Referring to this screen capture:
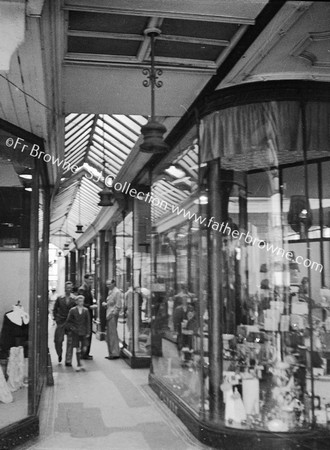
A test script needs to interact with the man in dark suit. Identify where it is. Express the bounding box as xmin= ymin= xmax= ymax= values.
xmin=53 ymin=281 xmax=76 ymax=365
xmin=78 ymin=273 xmax=97 ymax=359
xmin=65 ymin=295 xmax=91 ymax=372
